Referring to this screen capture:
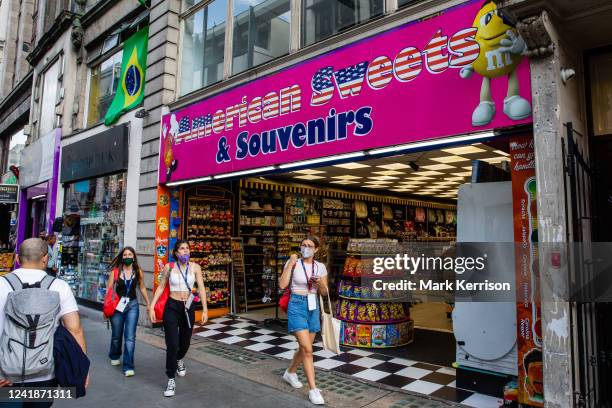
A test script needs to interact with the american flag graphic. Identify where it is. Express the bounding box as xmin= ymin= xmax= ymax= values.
xmin=280 ymin=85 xmax=301 ymax=114
xmin=310 ymin=66 xmax=334 ymax=106
xmin=212 ymin=112 xmax=225 ymax=132
xmin=176 ymin=116 xmax=191 ymax=143
xmin=424 ymin=30 xmax=449 ymax=73
xmin=333 ymin=61 xmax=368 ymax=98
xmin=248 ymin=96 xmax=262 ymax=122
xmin=367 ymin=56 xmax=393 ymax=89
xmin=262 ymin=93 xmax=279 ymax=118
xmin=225 ymin=106 xmax=239 ymax=130
xmin=449 ymin=28 xmax=480 ymax=67
xmin=191 ymin=114 xmax=212 ymax=139
xmin=394 ymin=47 xmax=422 ymax=82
